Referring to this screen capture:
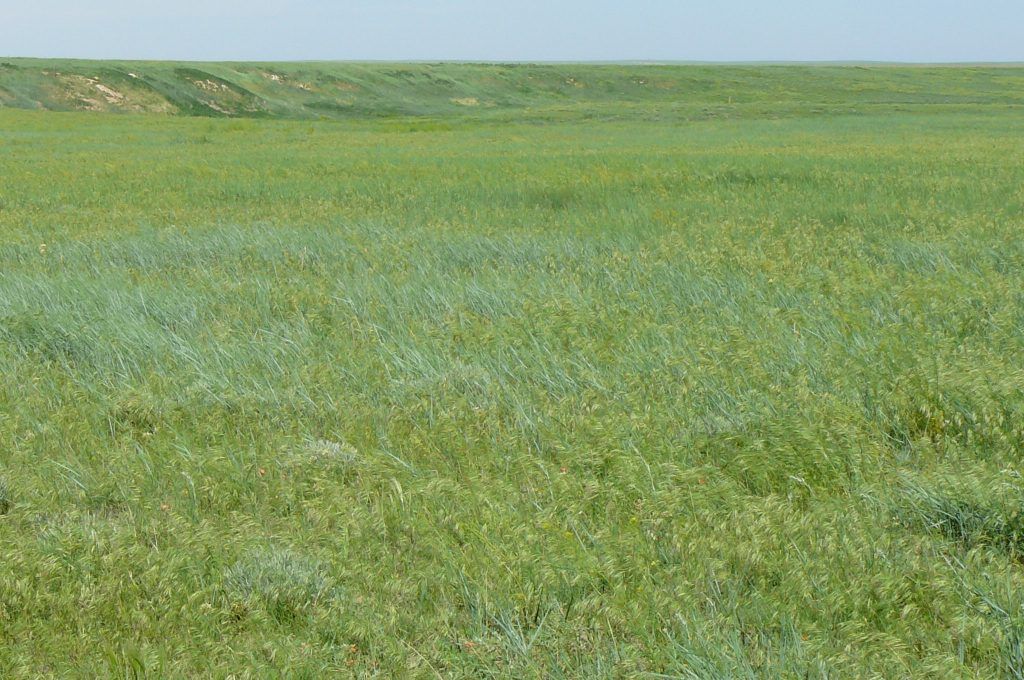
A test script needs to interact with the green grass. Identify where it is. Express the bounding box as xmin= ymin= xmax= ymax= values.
xmin=2 ymin=58 xmax=1024 ymax=121
xmin=1 ymin=62 xmax=1024 ymax=677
